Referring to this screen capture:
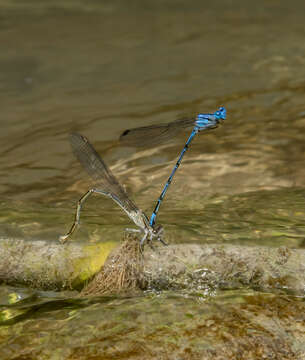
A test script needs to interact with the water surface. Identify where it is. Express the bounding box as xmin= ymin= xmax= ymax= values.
xmin=1 ymin=0 xmax=305 ymax=358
